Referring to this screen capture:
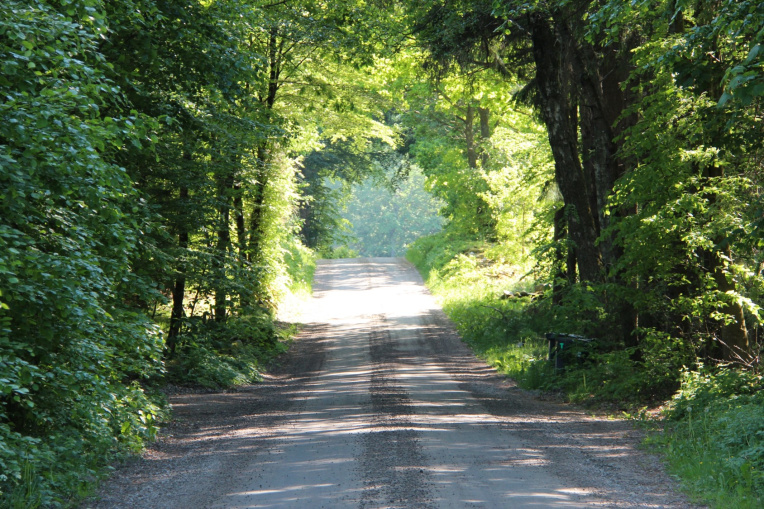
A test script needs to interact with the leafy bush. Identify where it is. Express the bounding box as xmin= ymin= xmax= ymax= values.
xmin=0 ymin=1 xmax=167 ymax=504
xmin=320 ymin=245 xmax=360 ymax=259
xmin=0 ymin=381 xmax=166 ymax=508
xmin=406 ymin=231 xmax=482 ymax=282
xmin=667 ymin=367 xmax=762 ymax=421
xmin=166 ymin=311 xmax=288 ymax=389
